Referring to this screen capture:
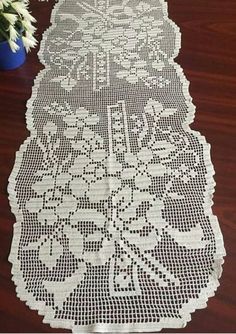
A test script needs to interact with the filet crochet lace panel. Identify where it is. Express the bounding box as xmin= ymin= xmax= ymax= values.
xmin=8 ymin=0 xmax=225 ymax=332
